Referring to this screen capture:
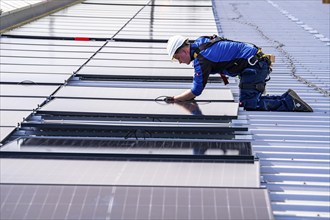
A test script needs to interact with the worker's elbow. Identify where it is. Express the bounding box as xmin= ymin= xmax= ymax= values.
xmin=191 ymin=88 xmax=202 ymax=97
